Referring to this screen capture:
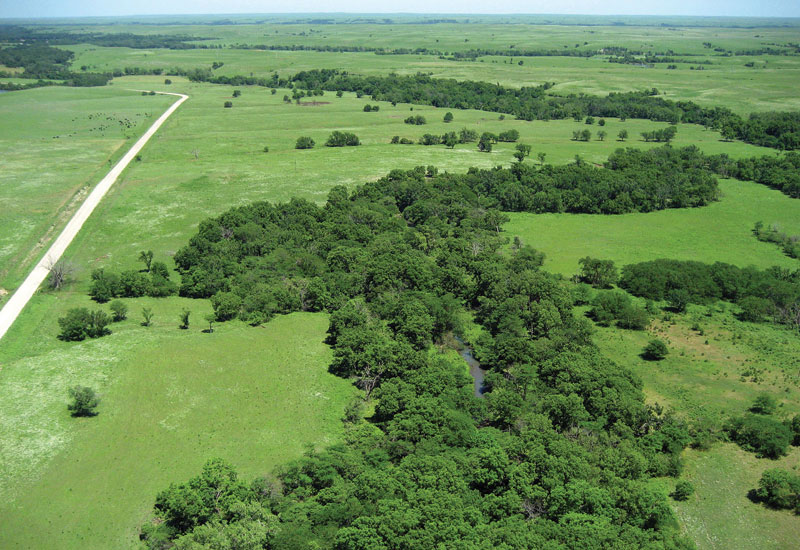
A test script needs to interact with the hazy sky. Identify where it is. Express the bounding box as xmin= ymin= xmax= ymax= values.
xmin=2 ymin=0 xmax=799 ymax=19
